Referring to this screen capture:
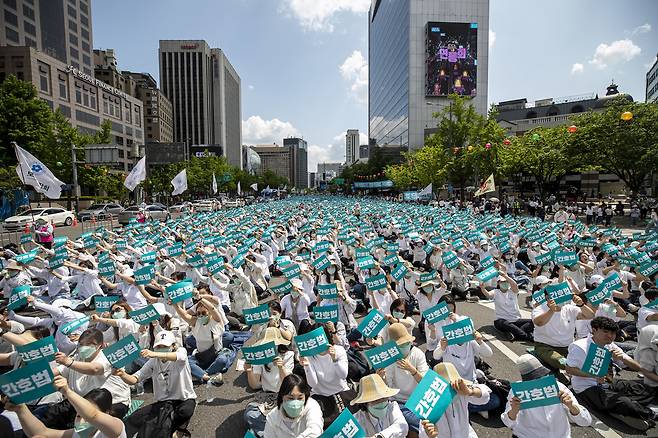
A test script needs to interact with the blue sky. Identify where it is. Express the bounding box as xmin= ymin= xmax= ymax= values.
xmin=92 ymin=0 xmax=657 ymax=172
